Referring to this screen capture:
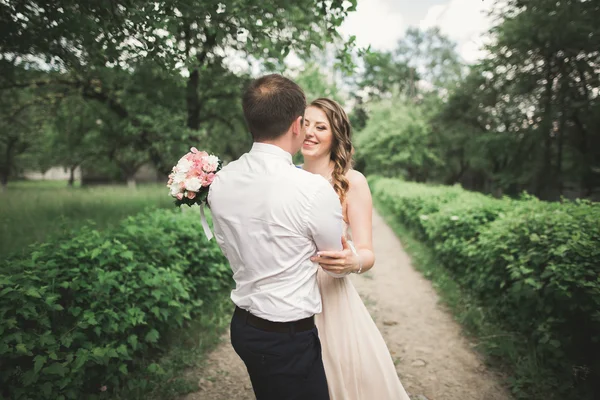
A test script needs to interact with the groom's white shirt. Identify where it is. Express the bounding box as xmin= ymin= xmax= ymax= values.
xmin=208 ymin=142 xmax=343 ymax=322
